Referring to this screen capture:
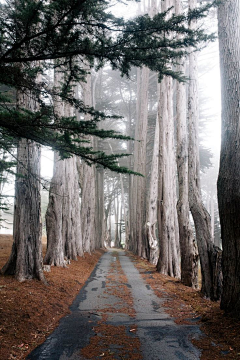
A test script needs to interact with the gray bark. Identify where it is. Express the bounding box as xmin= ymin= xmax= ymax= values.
xmin=44 ymin=152 xmax=66 ymax=266
xmin=114 ymin=194 xmax=120 ymax=247
xmin=146 ymin=113 xmax=159 ymax=265
xmin=157 ymin=73 xmax=181 ymax=278
xmin=217 ymin=0 xmax=240 ymax=313
xmin=175 ymin=0 xmax=198 ymax=288
xmin=1 ymin=88 xmax=44 ymax=281
xmin=131 ymin=66 xmax=149 ymax=257
xmin=188 ymin=0 xmax=221 ymax=300
xmin=95 ymin=168 xmax=105 ymax=249
xmin=80 ymin=72 xmax=96 ymax=253
xmin=45 ymin=70 xmax=83 ymax=265
xmin=1 ymin=139 xmax=44 ymax=281
xmin=156 ymin=0 xmax=180 ymax=278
